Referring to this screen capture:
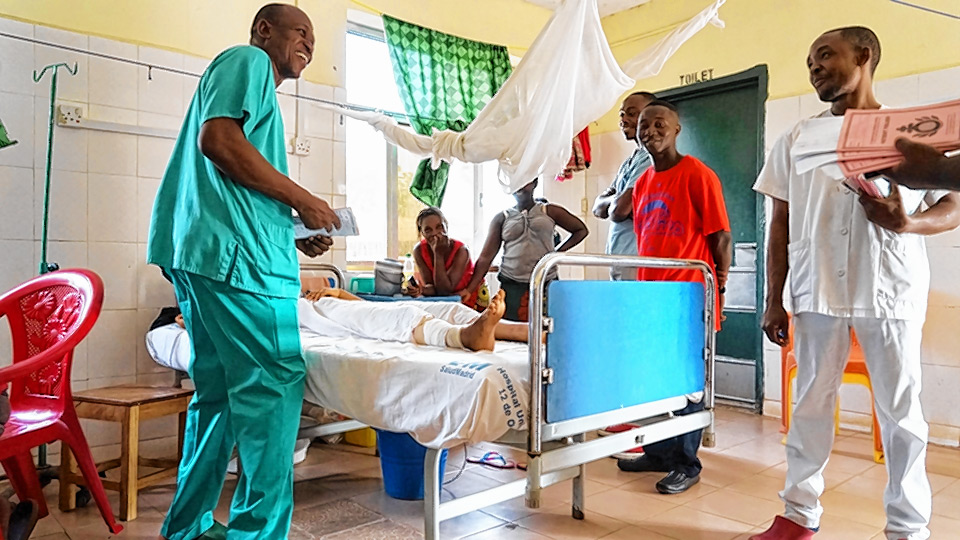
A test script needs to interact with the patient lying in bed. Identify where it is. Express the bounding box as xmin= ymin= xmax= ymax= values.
xmin=299 ymin=288 xmax=528 ymax=351
xmin=147 ymin=287 xmax=528 ymax=375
